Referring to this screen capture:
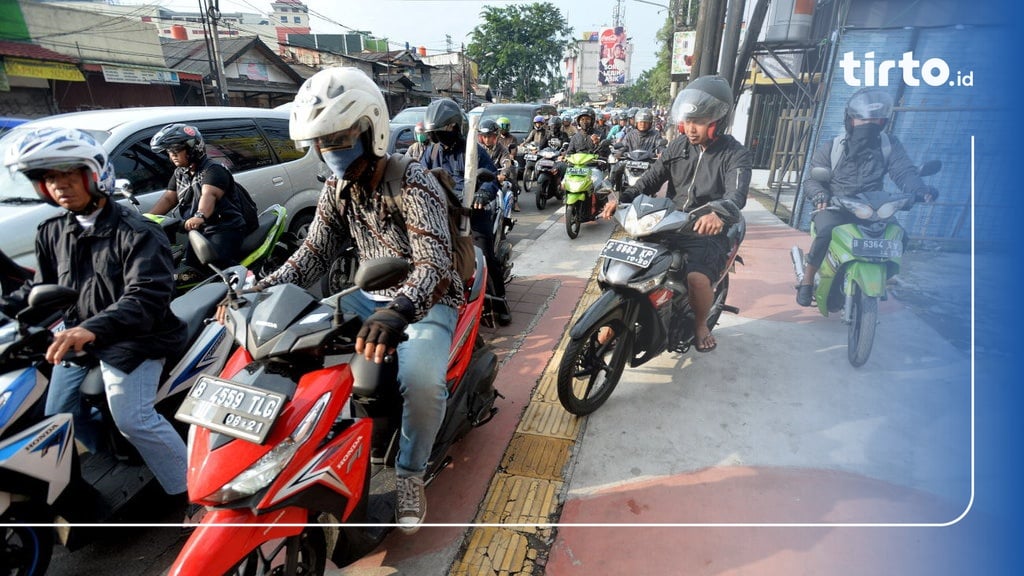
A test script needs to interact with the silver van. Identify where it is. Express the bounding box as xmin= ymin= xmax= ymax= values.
xmin=0 ymin=106 xmax=325 ymax=267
